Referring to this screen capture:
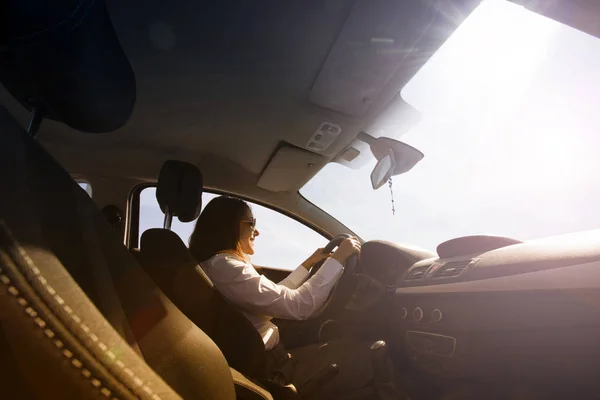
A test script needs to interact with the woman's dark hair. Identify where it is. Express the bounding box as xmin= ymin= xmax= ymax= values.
xmin=189 ymin=196 xmax=251 ymax=262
